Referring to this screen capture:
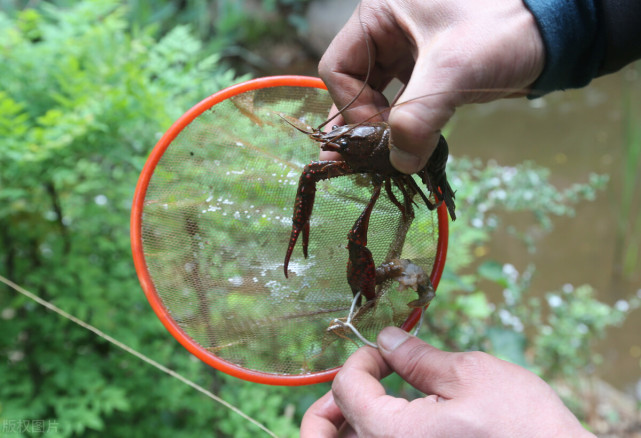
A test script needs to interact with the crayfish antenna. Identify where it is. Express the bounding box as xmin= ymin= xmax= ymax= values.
xmin=276 ymin=113 xmax=313 ymax=134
